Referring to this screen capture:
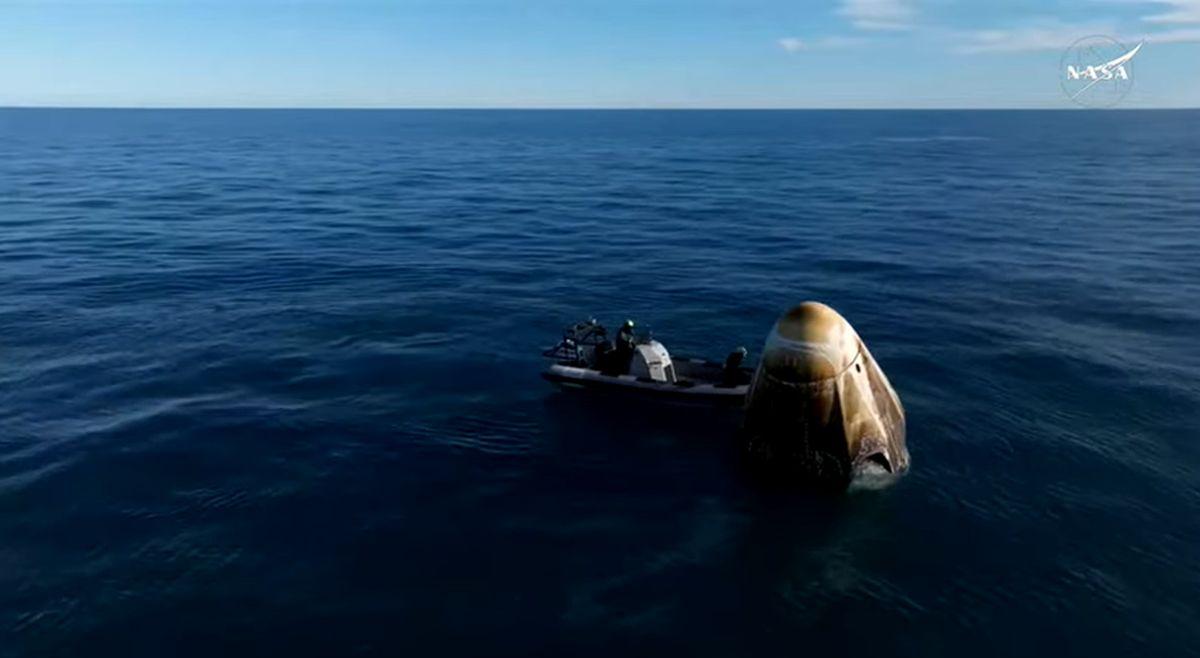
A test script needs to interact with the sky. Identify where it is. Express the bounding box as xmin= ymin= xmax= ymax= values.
xmin=0 ymin=0 xmax=1198 ymax=108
